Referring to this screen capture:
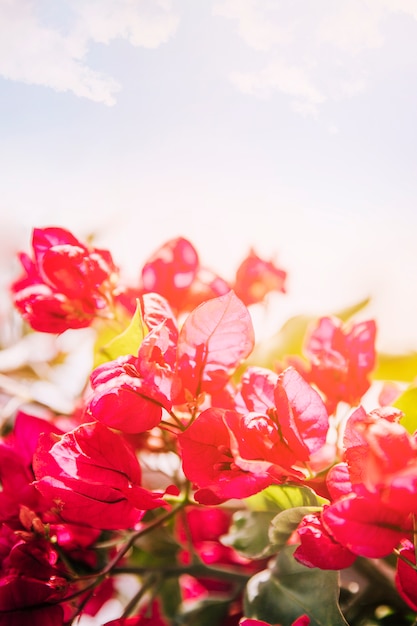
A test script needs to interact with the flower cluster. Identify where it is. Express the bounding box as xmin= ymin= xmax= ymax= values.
xmin=1 ymin=225 xmax=416 ymax=625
